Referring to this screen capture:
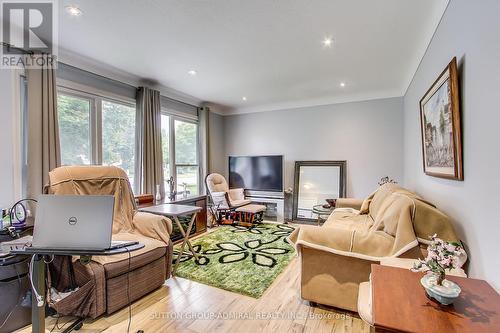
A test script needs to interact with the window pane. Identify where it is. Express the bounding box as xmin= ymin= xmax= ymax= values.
xmin=102 ymin=100 xmax=136 ymax=188
xmin=57 ymin=94 xmax=91 ymax=165
xmin=161 ymin=115 xmax=171 ymax=187
xmin=176 ymin=166 xmax=199 ymax=195
xmin=174 ymin=120 xmax=197 ymax=164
